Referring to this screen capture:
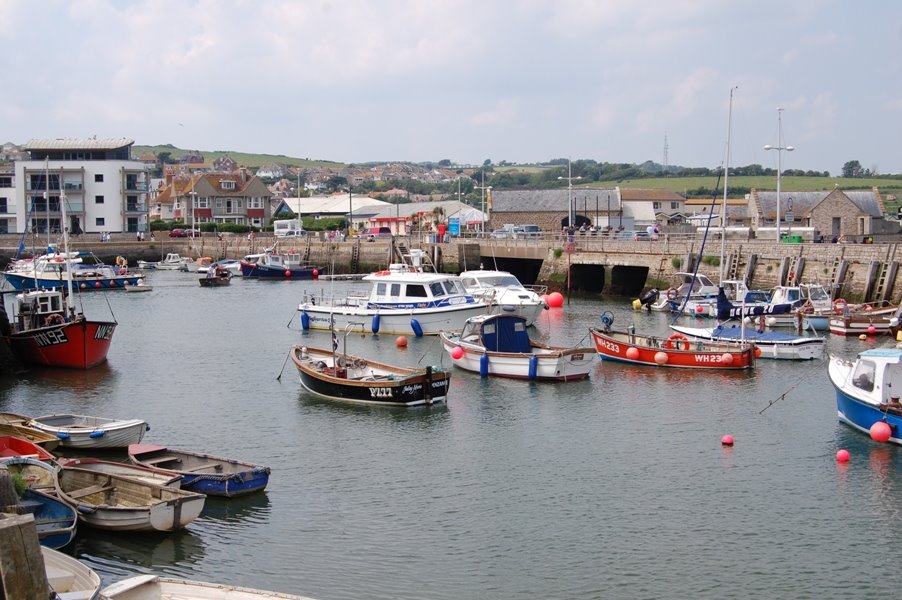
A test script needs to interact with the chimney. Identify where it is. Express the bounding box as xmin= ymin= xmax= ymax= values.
xmin=239 ymin=167 xmax=248 ymax=183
